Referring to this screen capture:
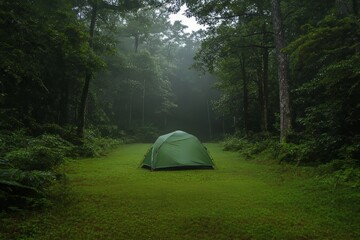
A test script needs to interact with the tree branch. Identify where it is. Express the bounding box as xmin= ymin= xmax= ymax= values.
xmin=240 ymin=32 xmax=274 ymax=37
